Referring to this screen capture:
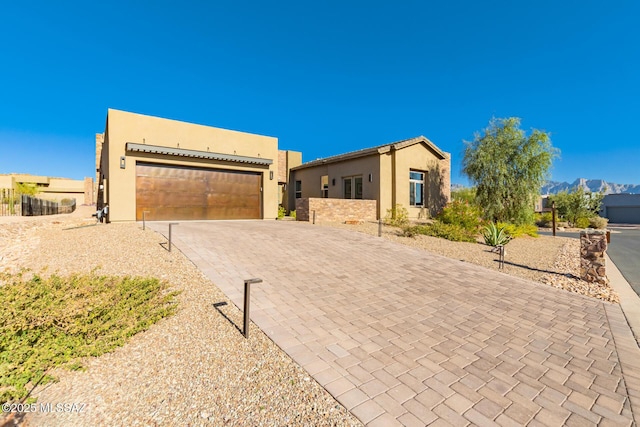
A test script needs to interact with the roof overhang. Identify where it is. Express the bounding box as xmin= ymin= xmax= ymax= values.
xmin=125 ymin=143 xmax=273 ymax=166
